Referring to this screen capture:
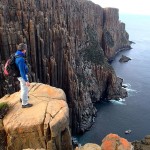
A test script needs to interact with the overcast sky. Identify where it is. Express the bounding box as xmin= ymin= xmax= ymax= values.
xmin=91 ymin=0 xmax=150 ymax=16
